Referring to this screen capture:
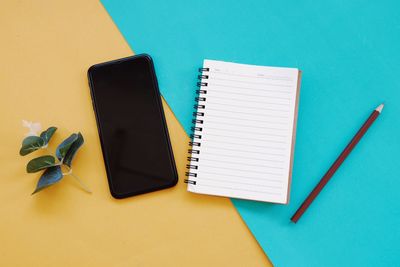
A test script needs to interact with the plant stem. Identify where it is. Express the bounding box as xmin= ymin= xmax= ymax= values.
xmin=63 ymin=166 xmax=92 ymax=193
xmin=42 ymin=146 xmax=91 ymax=194
xmin=69 ymin=172 xmax=92 ymax=194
